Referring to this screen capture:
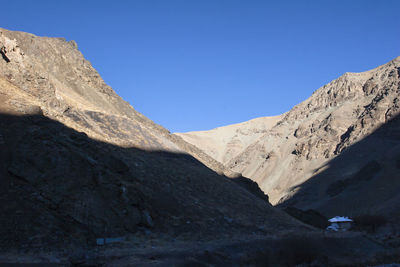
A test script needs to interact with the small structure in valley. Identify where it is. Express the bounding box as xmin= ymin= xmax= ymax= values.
xmin=326 ymin=216 xmax=352 ymax=232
